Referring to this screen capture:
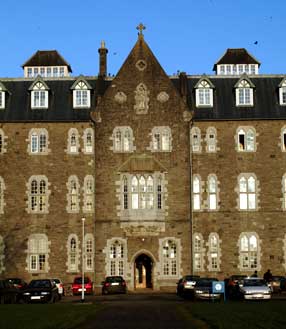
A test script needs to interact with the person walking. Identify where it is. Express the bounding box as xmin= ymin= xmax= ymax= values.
xmin=263 ymin=269 xmax=273 ymax=283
